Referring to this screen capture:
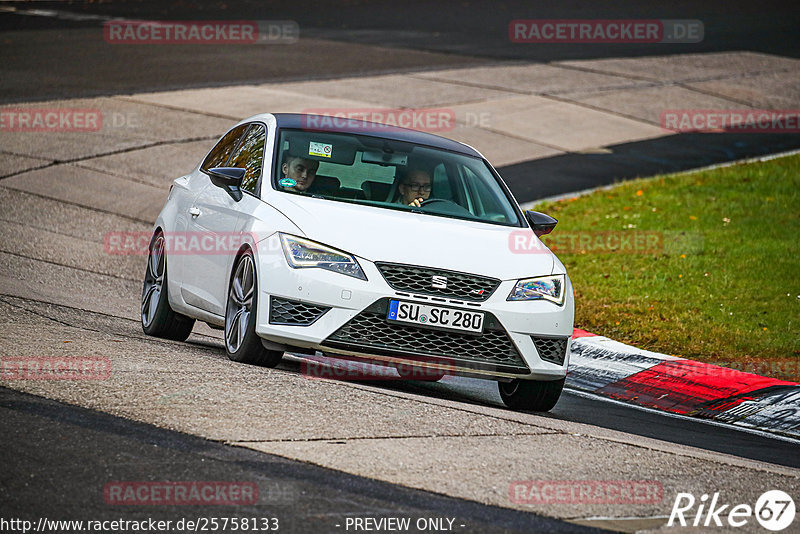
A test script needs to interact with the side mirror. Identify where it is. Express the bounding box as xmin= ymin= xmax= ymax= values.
xmin=207 ymin=167 xmax=246 ymax=201
xmin=525 ymin=210 xmax=558 ymax=237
